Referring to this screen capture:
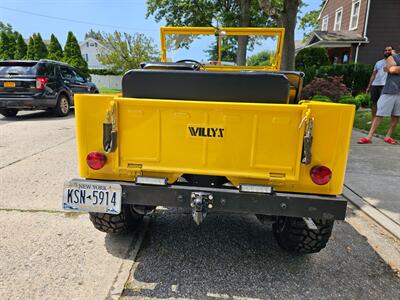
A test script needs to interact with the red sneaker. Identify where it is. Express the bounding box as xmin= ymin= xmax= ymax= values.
xmin=384 ymin=137 xmax=397 ymax=145
xmin=357 ymin=137 xmax=372 ymax=144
